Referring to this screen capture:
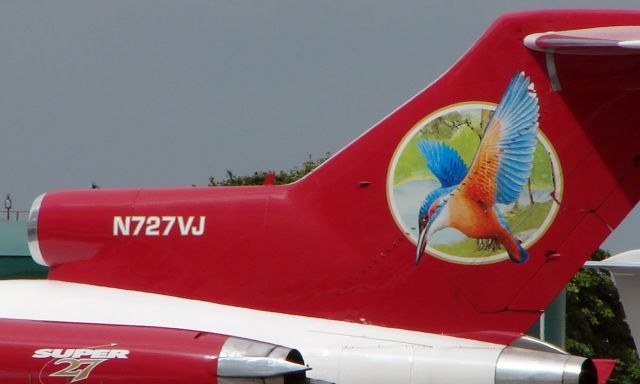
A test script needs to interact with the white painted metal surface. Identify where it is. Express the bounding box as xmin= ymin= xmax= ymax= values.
xmin=0 ymin=280 xmax=503 ymax=384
